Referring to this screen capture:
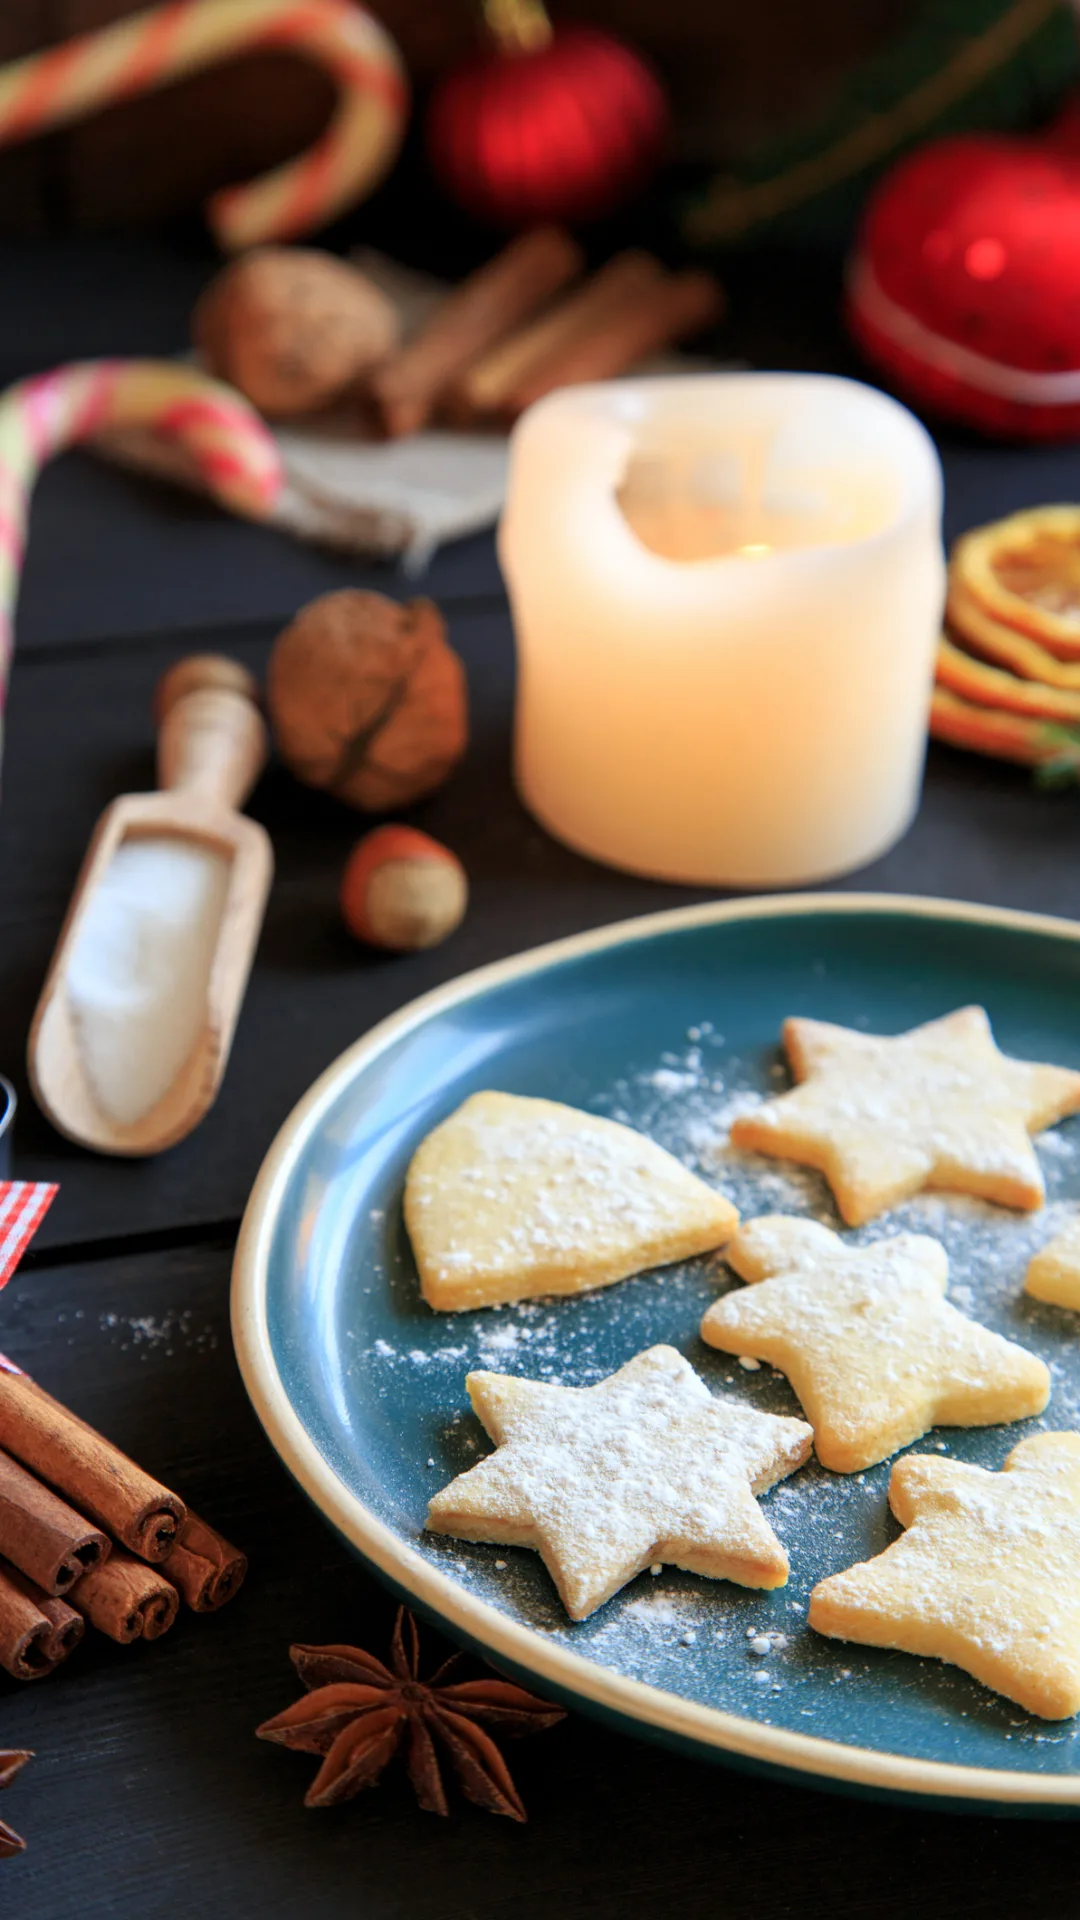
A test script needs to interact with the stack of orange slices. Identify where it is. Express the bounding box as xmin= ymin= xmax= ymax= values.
xmin=933 ymin=507 xmax=1080 ymax=780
